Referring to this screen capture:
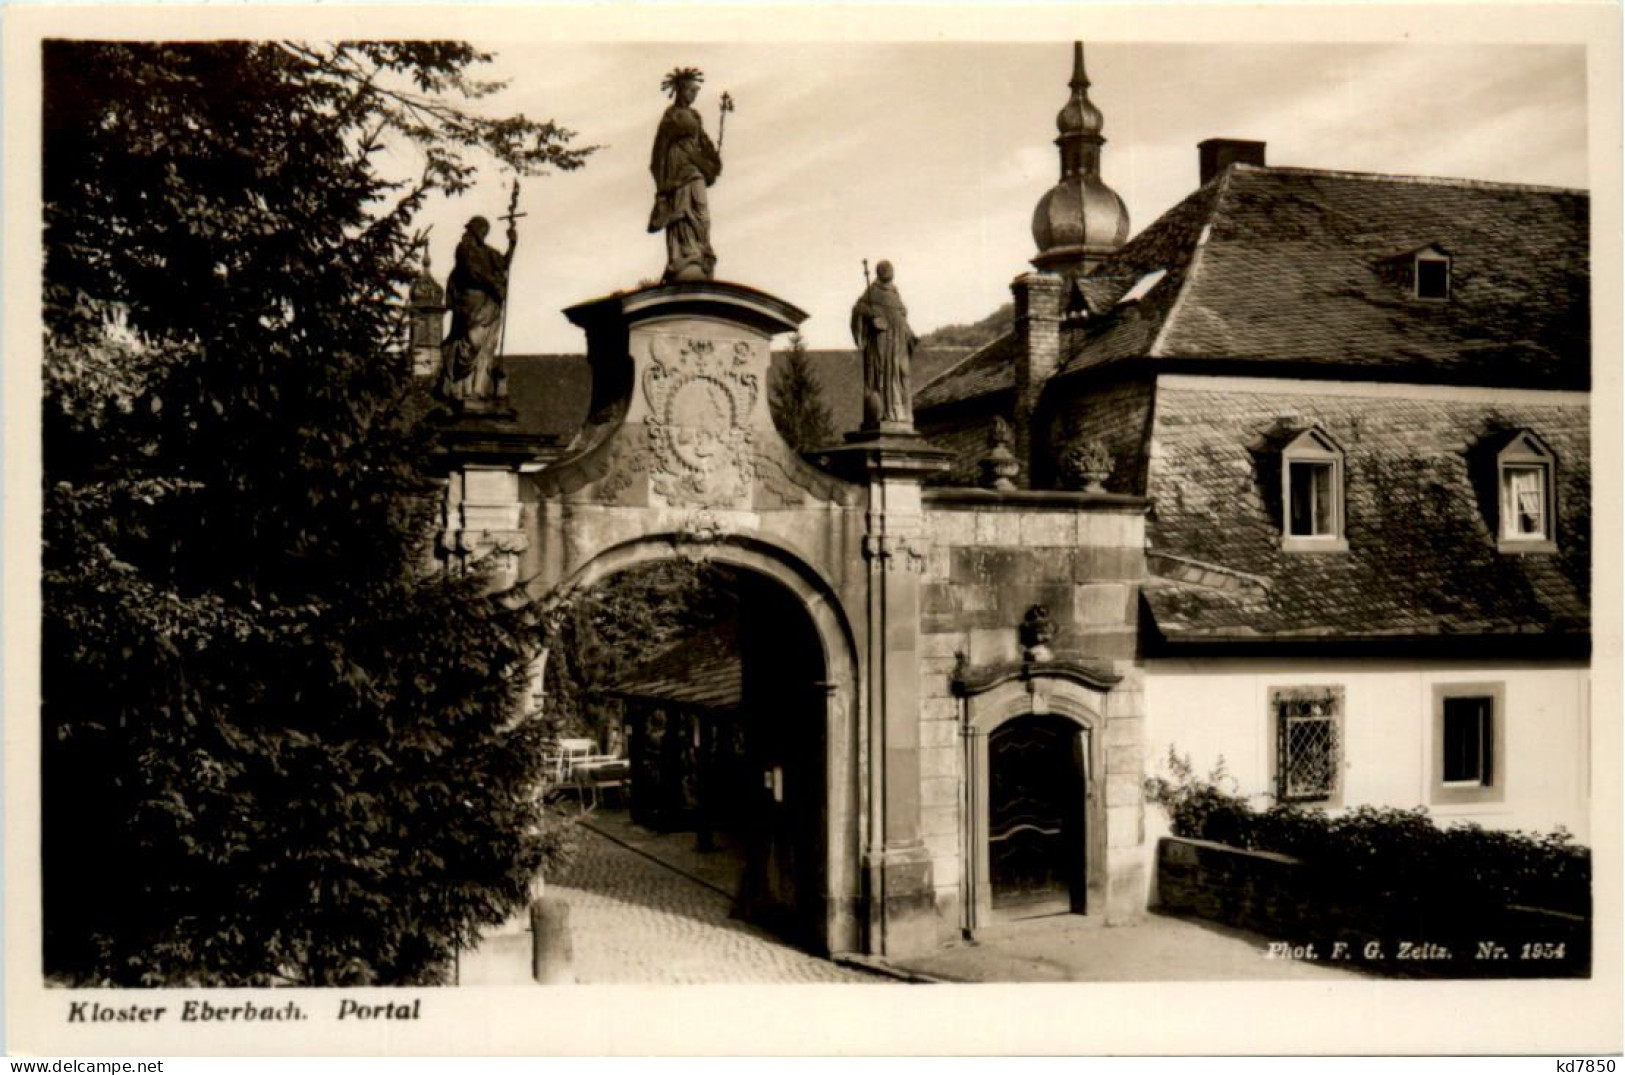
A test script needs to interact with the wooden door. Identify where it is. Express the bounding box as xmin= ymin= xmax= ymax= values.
xmin=988 ymin=715 xmax=1085 ymax=917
